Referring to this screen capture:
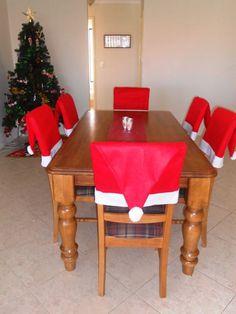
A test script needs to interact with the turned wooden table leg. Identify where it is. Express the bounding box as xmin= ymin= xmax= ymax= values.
xmin=59 ymin=202 xmax=78 ymax=271
xmin=180 ymin=178 xmax=213 ymax=275
xmin=50 ymin=174 xmax=78 ymax=271
xmin=180 ymin=205 xmax=202 ymax=275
